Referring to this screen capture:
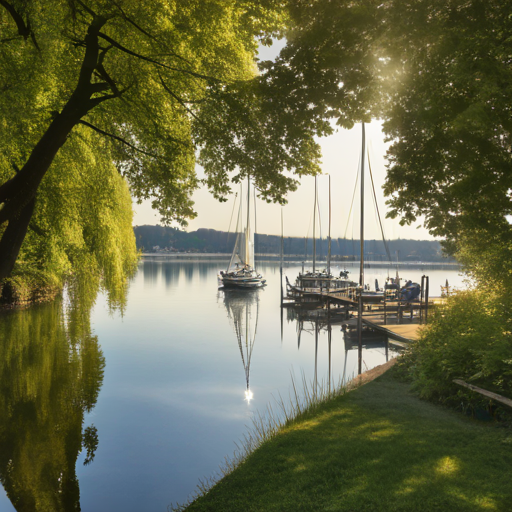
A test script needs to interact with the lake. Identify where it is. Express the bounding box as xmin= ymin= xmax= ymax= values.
xmin=0 ymin=258 xmax=466 ymax=512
